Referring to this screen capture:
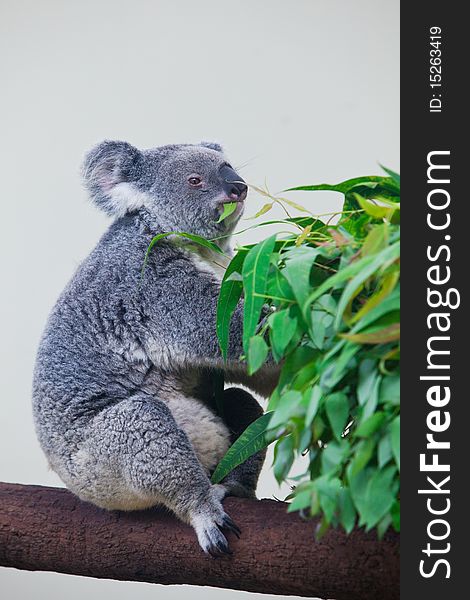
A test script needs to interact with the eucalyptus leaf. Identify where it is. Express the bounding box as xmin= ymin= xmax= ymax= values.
xmin=378 ymin=433 xmax=393 ymax=468
xmin=242 ymin=235 xmax=277 ymax=352
xmin=380 ymin=164 xmax=400 ymax=188
xmin=390 ymin=416 xmax=400 ymax=470
xmin=355 ymin=411 xmax=387 ymax=437
xmin=287 ymin=485 xmax=315 ymax=513
xmin=268 ymin=390 xmax=303 ymax=430
xmin=216 ymin=201 xmax=238 ymax=223
xmin=334 ymin=242 xmax=400 ymax=328
xmin=302 ymin=241 xmax=400 ymax=319
xmin=247 ymin=335 xmax=269 ymax=375
xmin=338 ymin=488 xmax=357 ymax=533
xmin=273 ymin=435 xmax=295 ymax=482
xmin=211 ymin=412 xmax=275 ymax=484
xmin=216 ymin=251 xmax=246 ymax=360
xmin=285 ymin=175 xmax=392 ymax=195
xmin=282 ymin=247 xmax=322 ymax=306
xmin=305 ymin=386 xmax=322 ymax=427
xmin=325 ymin=392 xmax=349 ymax=442
xmin=268 ymin=308 xmax=298 ymax=357
xmin=314 ymin=475 xmax=341 ymax=523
